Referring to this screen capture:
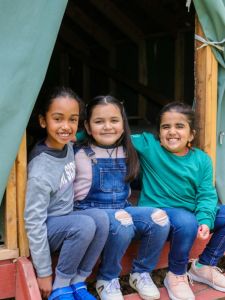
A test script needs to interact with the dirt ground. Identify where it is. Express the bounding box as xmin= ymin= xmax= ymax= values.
xmin=88 ymin=256 xmax=225 ymax=298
